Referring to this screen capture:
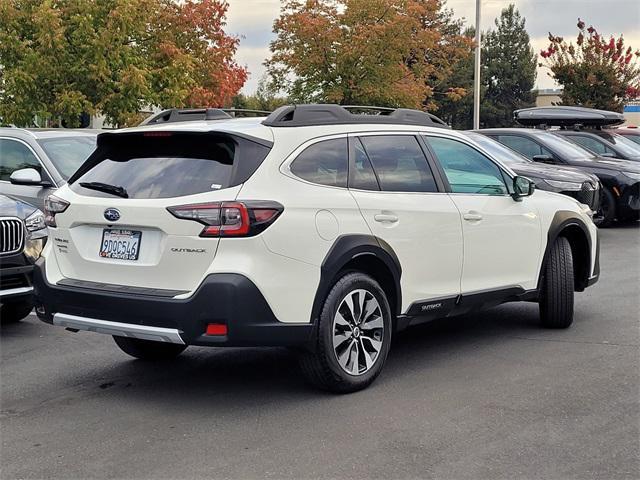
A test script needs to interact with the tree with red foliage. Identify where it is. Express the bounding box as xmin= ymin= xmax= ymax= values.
xmin=539 ymin=19 xmax=640 ymax=111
